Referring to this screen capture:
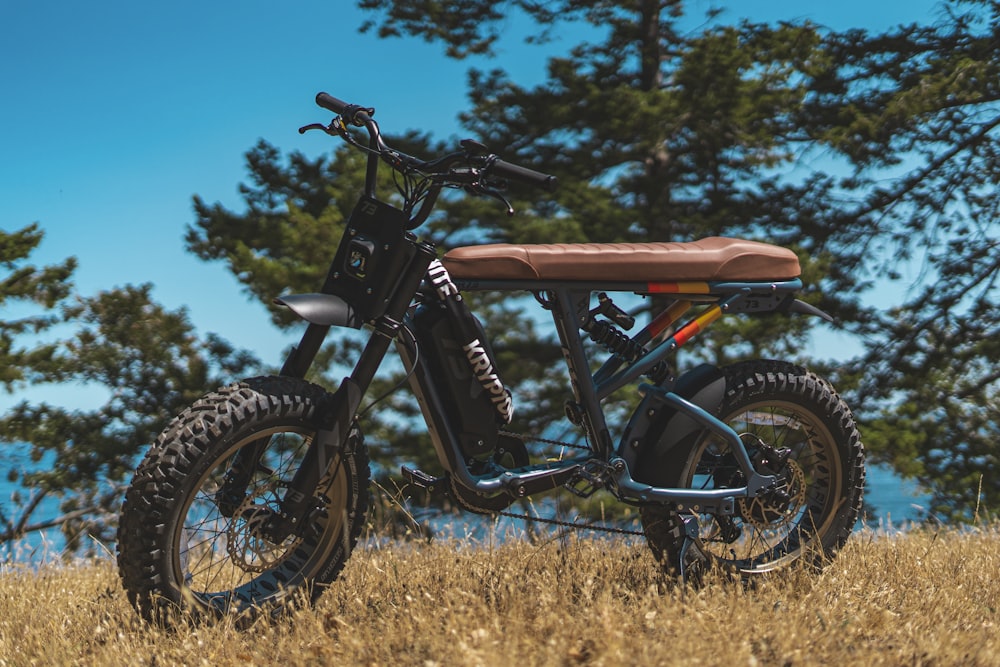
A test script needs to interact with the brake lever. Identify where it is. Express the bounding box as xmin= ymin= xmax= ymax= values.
xmin=476 ymin=183 xmax=515 ymax=217
xmin=299 ymin=122 xmax=333 ymax=135
xmin=298 ymin=117 xmax=349 ymax=137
